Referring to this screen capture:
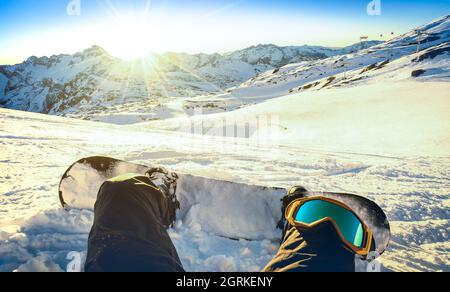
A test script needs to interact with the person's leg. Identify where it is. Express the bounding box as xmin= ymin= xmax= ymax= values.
xmin=263 ymin=222 xmax=356 ymax=272
xmin=263 ymin=187 xmax=356 ymax=272
xmin=85 ymin=174 xmax=184 ymax=272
